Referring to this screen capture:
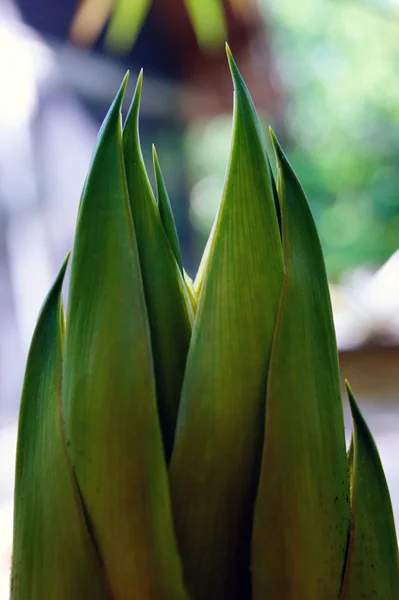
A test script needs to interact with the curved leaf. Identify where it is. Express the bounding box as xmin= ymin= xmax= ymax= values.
xmin=11 ymin=256 xmax=110 ymax=600
xmin=123 ymin=74 xmax=193 ymax=461
xmin=340 ymin=382 xmax=399 ymax=599
xmin=169 ymin=48 xmax=283 ymax=600
xmin=152 ymin=144 xmax=184 ymax=274
xmin=251 ymin=130 xmax=350 ymax=600
xmin=152 ymin=145 xmax=197 ymax=312
xmin=62 ymin=77 xmax=187 ymax=600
